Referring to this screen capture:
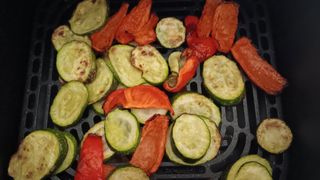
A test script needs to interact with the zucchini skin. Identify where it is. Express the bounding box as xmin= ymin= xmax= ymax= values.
xmin=226 ymin=154 xmax=272 ymax=180
xmin=172 ymin=114 xmax=211 ymax=161
xmin=69 ymin=0 xmax=108 ymax=35
xmin=86 ymin=59 xmax=117 ymax=104
xmin=56 ymin=41 xmax=96 ymax=83
xmin=235 ymin=161 xmax=272 ymax=180
xmin=171 ymin=92 xmax=221 ymax=126
xmin=204 ymin=83 xmax=245 ymax=106
xmin=108 ymin=165 xmax=149 ymax=180
xmin=203 ymin=55 xmax=245 ymax=106
xmin=53 ymin=131 xmax=78 ymax=174
xmin=8 ymin=129 xmax=68 ymax=179
xmin=92 ymin=100 xmax=105 ymax=115
xmin=104 ymin=109 xmax=140 ymax=154
xmin=50 ymin=81 xmax=88 ymax=128
xmin=44 ymin=129 xmax=69 ymax=173
xmin=166 ymin=117 xmax=221 ymax=166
